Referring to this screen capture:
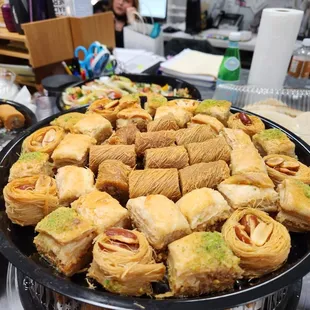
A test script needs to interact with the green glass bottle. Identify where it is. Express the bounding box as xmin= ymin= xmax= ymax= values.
xmin=216 ymin=32 xmax=241 ymax=87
